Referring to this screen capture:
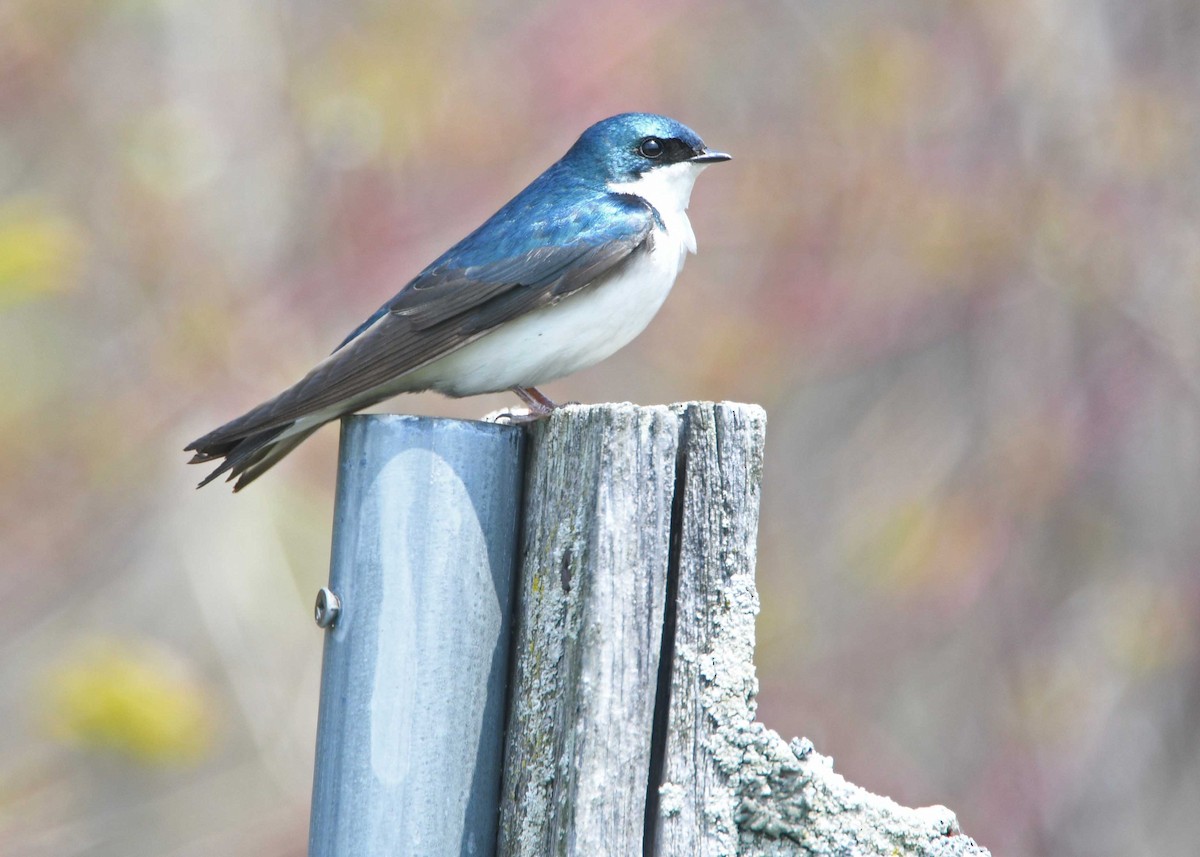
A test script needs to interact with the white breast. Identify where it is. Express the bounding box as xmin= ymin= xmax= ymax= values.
xmin=409 ymin=226 xmax=687 ymax=396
